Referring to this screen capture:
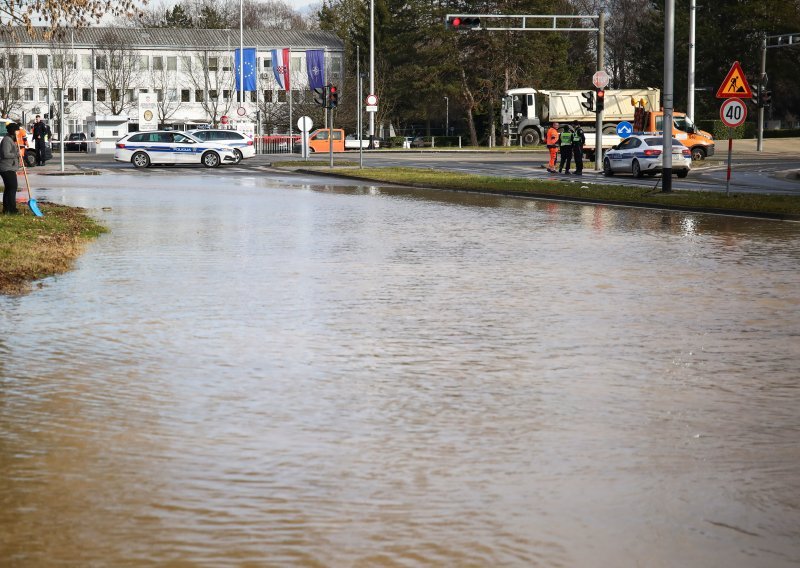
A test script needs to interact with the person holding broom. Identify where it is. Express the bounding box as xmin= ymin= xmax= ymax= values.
xmin=1 ymin=122 xmax=20 ymax=215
